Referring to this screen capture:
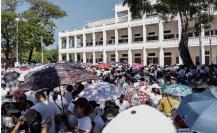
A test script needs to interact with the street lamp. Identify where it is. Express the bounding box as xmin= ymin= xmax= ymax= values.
xmin=15 ymin=17 xmax=27 ymax=66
